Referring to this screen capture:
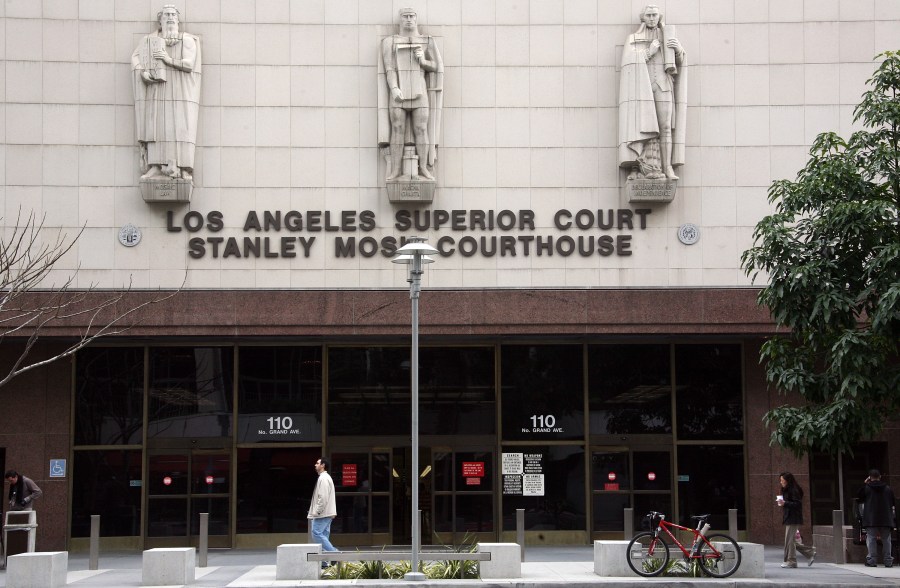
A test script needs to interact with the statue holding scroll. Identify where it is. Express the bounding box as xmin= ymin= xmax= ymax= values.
xmin=378 ymin=7 xmax=443 ymax=190
xmin=618 ymin=4 xmax=686 ymax=183
xmin=132 ymin=5 xmax=201 ymax=186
